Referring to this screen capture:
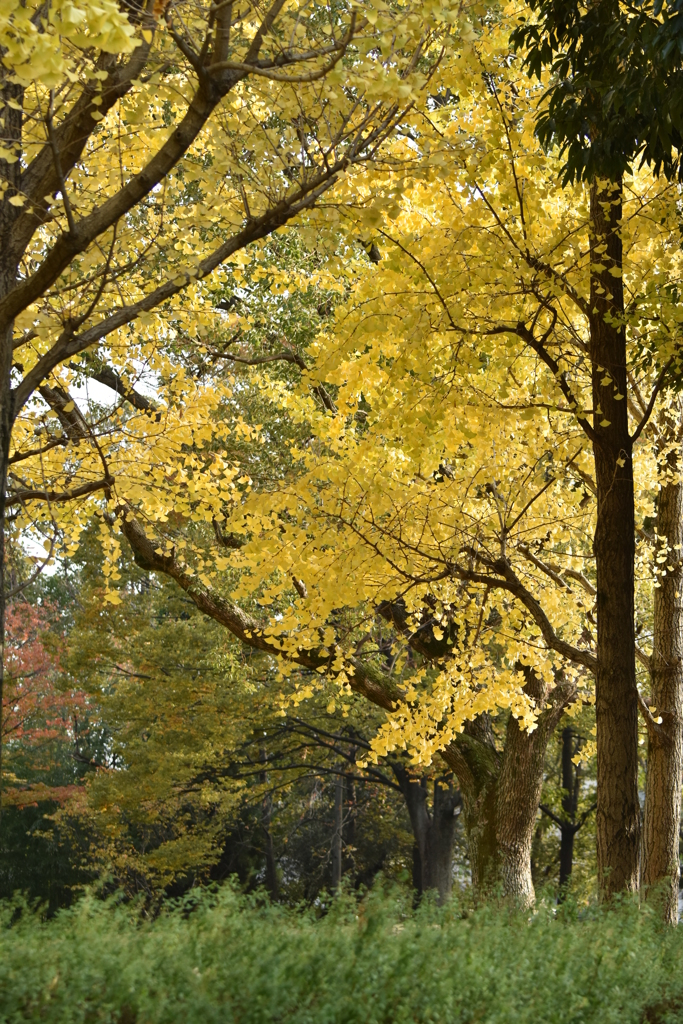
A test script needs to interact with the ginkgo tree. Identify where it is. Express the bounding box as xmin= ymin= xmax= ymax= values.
xmin=116 ymin=14 xmax=683 ymax=904
xmin=0 ymin=0 xmax=465 ymax=808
